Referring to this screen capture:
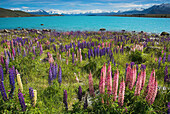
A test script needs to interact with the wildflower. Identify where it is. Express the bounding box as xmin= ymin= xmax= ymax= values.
xmin=72 ymin=52 xmax=74 ymax=64
xmin=0 ymin=79 xmax=8 ymax=101
xmin=150 ymin=79 xmax=158 ymax=105
xmin=107 ymin=63 xmax=112 ymax=95
xmin=18 ymin=91 xmax=26 ymax=111
xmin=118 ymin=77 xmax=125 ymax=107
xmin=84 ymin=96 xmax=88 ymax=110
xmin=33 ymin=90 xmax=37 ymax=107
xmin=29 ymin=88 xmax=34 ymax=105
xmin=63 ymin=90 xmax=68 ymax=110
xmin=164 ymin=65 xmax=168 ymax=83
xmin=0 ymin=65 xmax=4 ymax=81
xmin=78 ymin=86 xmax=82 ymax=101
xmin=9 ymin=68 xmax=15 ymax=98
xmin=113 ymin=69 xmax=119 ymax=101
xmin=48 ymin=67 xmax=53 ymax=85
xmin=58 ymin=66 xmax=62 ymax=85
xmin=89 ymin=71 xmax=95 ymax=96
xmin=17 ymin=74 xmax=23 ymax=92
xmin=134 ymin=73 xmax=142 ymax=96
